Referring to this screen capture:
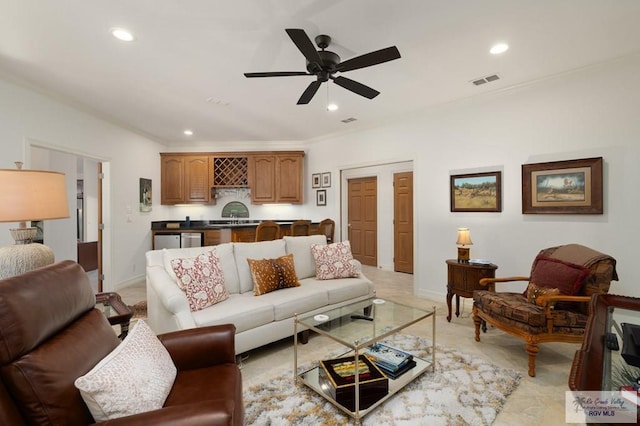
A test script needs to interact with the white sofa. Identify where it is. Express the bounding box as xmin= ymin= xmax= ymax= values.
xmin=145 ymin=235 xmax=375 ymax=354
